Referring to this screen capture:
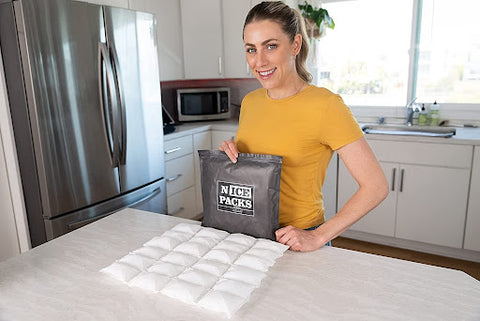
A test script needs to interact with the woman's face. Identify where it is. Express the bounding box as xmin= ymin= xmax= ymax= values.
xmin=244 ymin=19 xmax=302 ymax=94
